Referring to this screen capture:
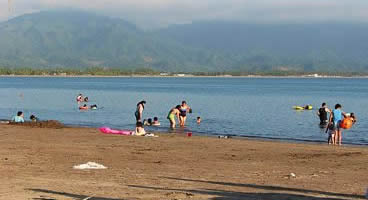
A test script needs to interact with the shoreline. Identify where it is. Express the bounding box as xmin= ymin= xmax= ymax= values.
xmin=13 ymin=121 xmax=368 ymax=147
xmin=1 ymin=74 xmax=368 ymax=78
xmin=66 ymin=123 xmax=368 ymax=147
xmin=0 ymin=124 xmax=367 ymax=199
